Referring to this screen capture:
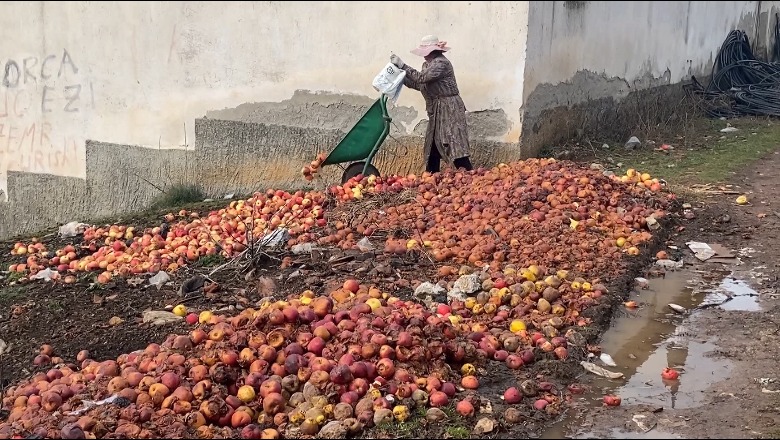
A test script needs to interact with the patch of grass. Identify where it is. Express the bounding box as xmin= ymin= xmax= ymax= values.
xmin=5 ymin=272 xmax=24 ymax=283
xmin=48 ymin=300 xmax=64 ymax=312
xmin=440 ymin=405 xmax=472 ymax=438
xmin=604 ymin=118 xmax=780 ymax=186
xmin=194 ymin=254 xmax=227 ymax=268
xmin=372 ymin=408 xmax=428 ymax=438
xmin=0 ymin=285 xmax=26 ymax=301
xmin=150 ymin=184 xmax=206 ymax=210
xmin=445 ymin=426 xmax=470 ymax=439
